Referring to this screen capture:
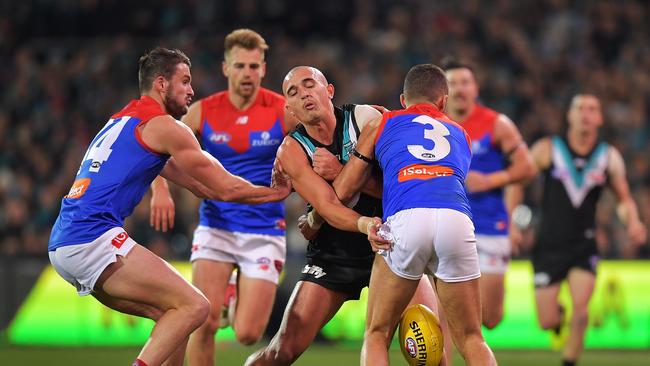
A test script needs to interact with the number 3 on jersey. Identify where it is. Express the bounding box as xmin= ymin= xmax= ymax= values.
xmin=407 ymin=115 xmax=451 ymax=162
xmin=80 ymin=117 xmax=129 ymax=173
